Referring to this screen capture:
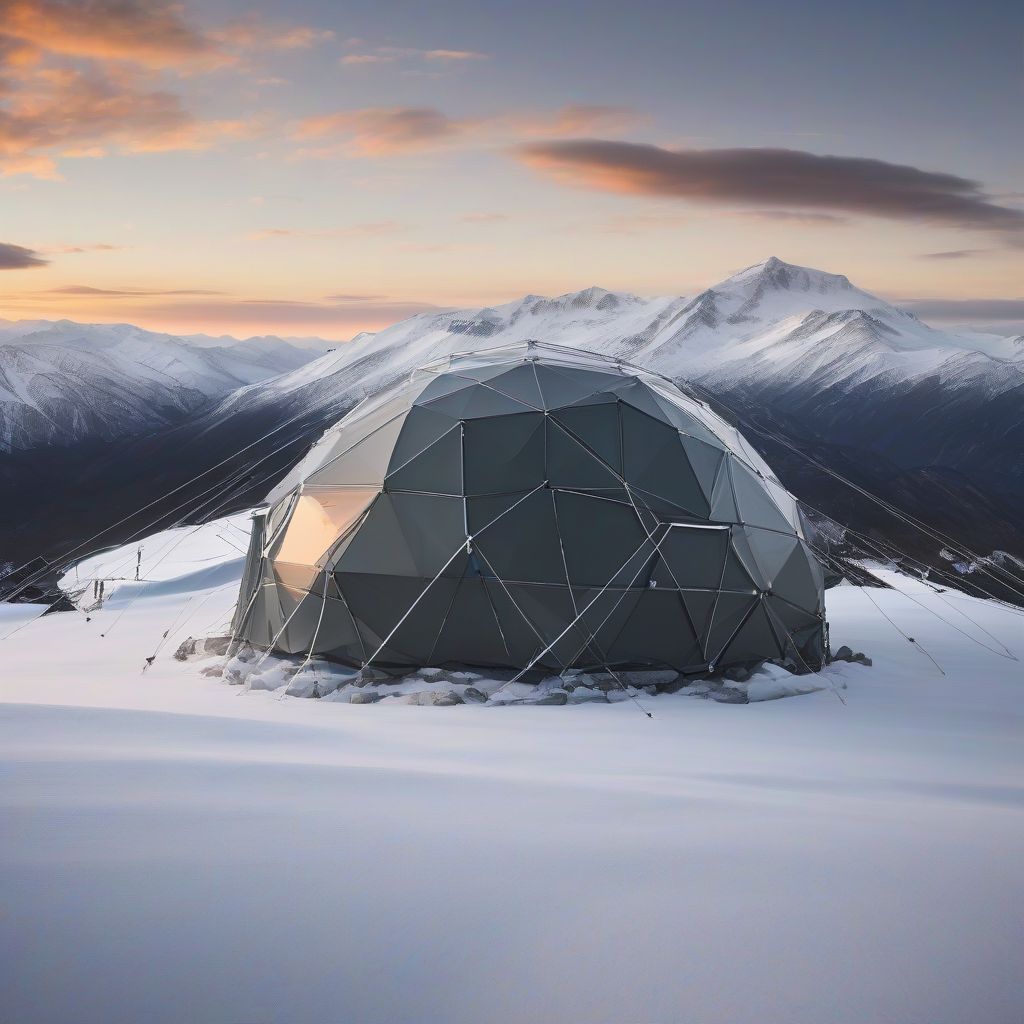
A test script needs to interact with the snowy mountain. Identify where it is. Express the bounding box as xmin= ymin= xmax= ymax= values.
xmin=3 ymin=259 xmax=1022 ymax=598
xmin=0 ymin=319 xmax=334 ymax=451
